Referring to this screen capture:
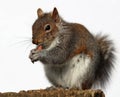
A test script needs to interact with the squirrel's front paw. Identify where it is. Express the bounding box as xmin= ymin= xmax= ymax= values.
xmin=29 ymin=49 xmax=41 ymax=63
xmin=29 ymin=49 xmax=47 ymax=63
